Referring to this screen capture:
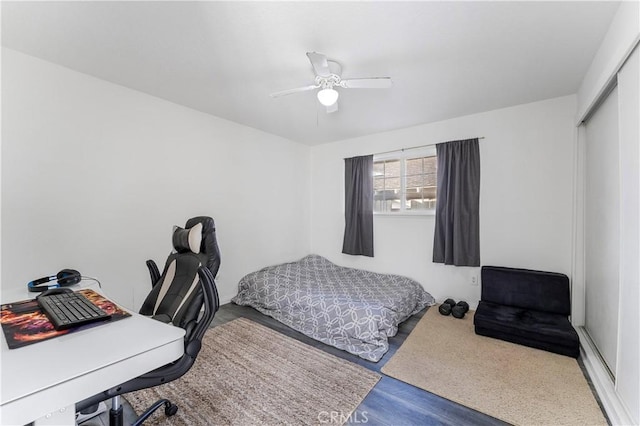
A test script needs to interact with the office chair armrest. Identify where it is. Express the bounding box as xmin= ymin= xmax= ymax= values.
xmin=188 ymin=266 xmax=219 ymax=346
xmin=146 ymin=260 xmax=161 ymax=287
